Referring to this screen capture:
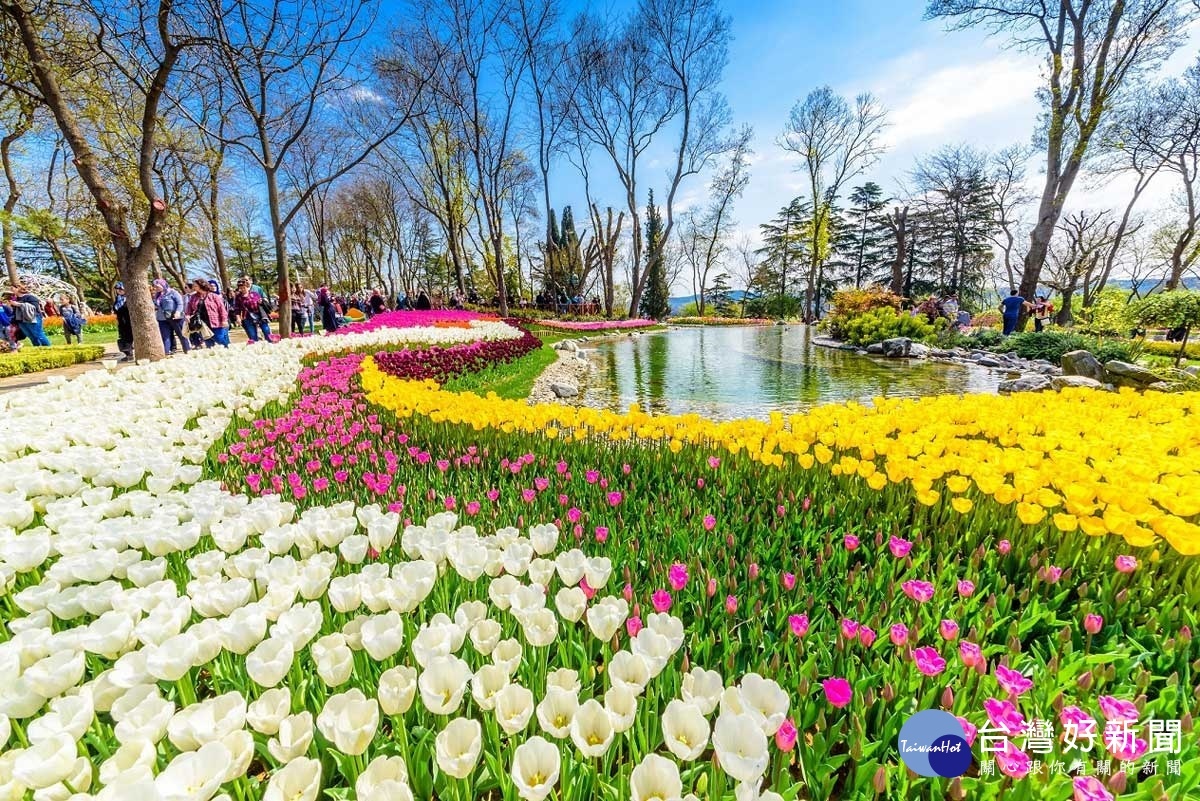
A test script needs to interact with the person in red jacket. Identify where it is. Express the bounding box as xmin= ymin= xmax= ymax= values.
xmin=186 ymin=278 xmax=230 ymax=347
